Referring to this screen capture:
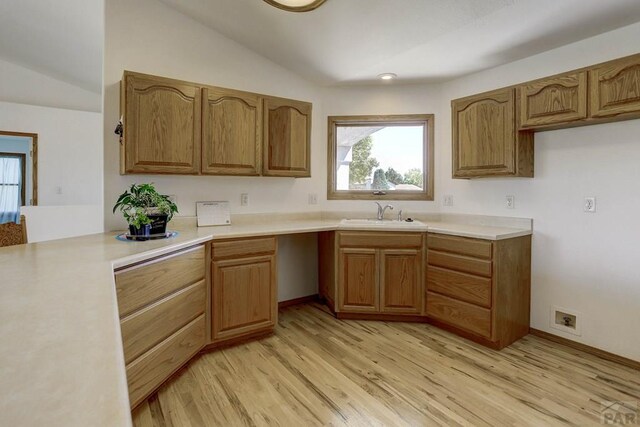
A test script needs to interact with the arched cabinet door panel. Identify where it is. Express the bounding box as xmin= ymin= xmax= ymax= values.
xmin=263 ymin=96 xmax=312 ymax=177
xmin=518 ymin=71 xmax=587 ymax=128
xmin=590 ymin=54 xmax=640 ymax=119
xmin=201 ymin=87 xmax=262 ymax=175
xmin=121 ymin=71 xmax=201 ymax=175
xmin=452 ymin=87 xmax=533 ymax=178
